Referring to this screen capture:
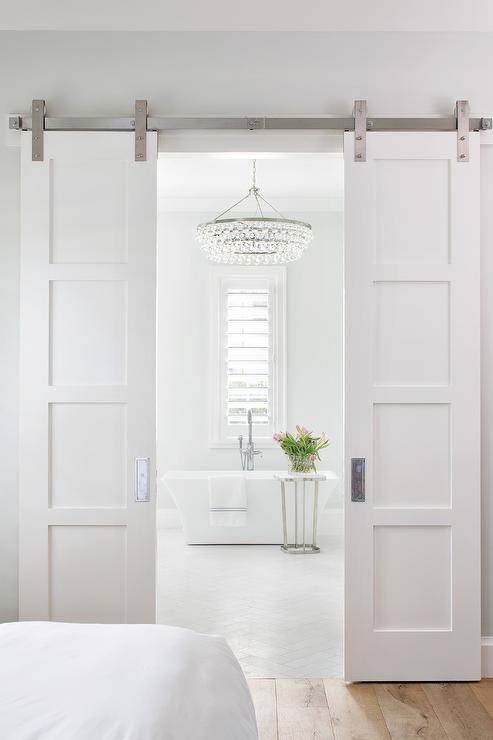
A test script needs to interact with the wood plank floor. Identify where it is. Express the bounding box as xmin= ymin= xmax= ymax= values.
xmin=248 ymin=679 xmax=493 ymax=739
